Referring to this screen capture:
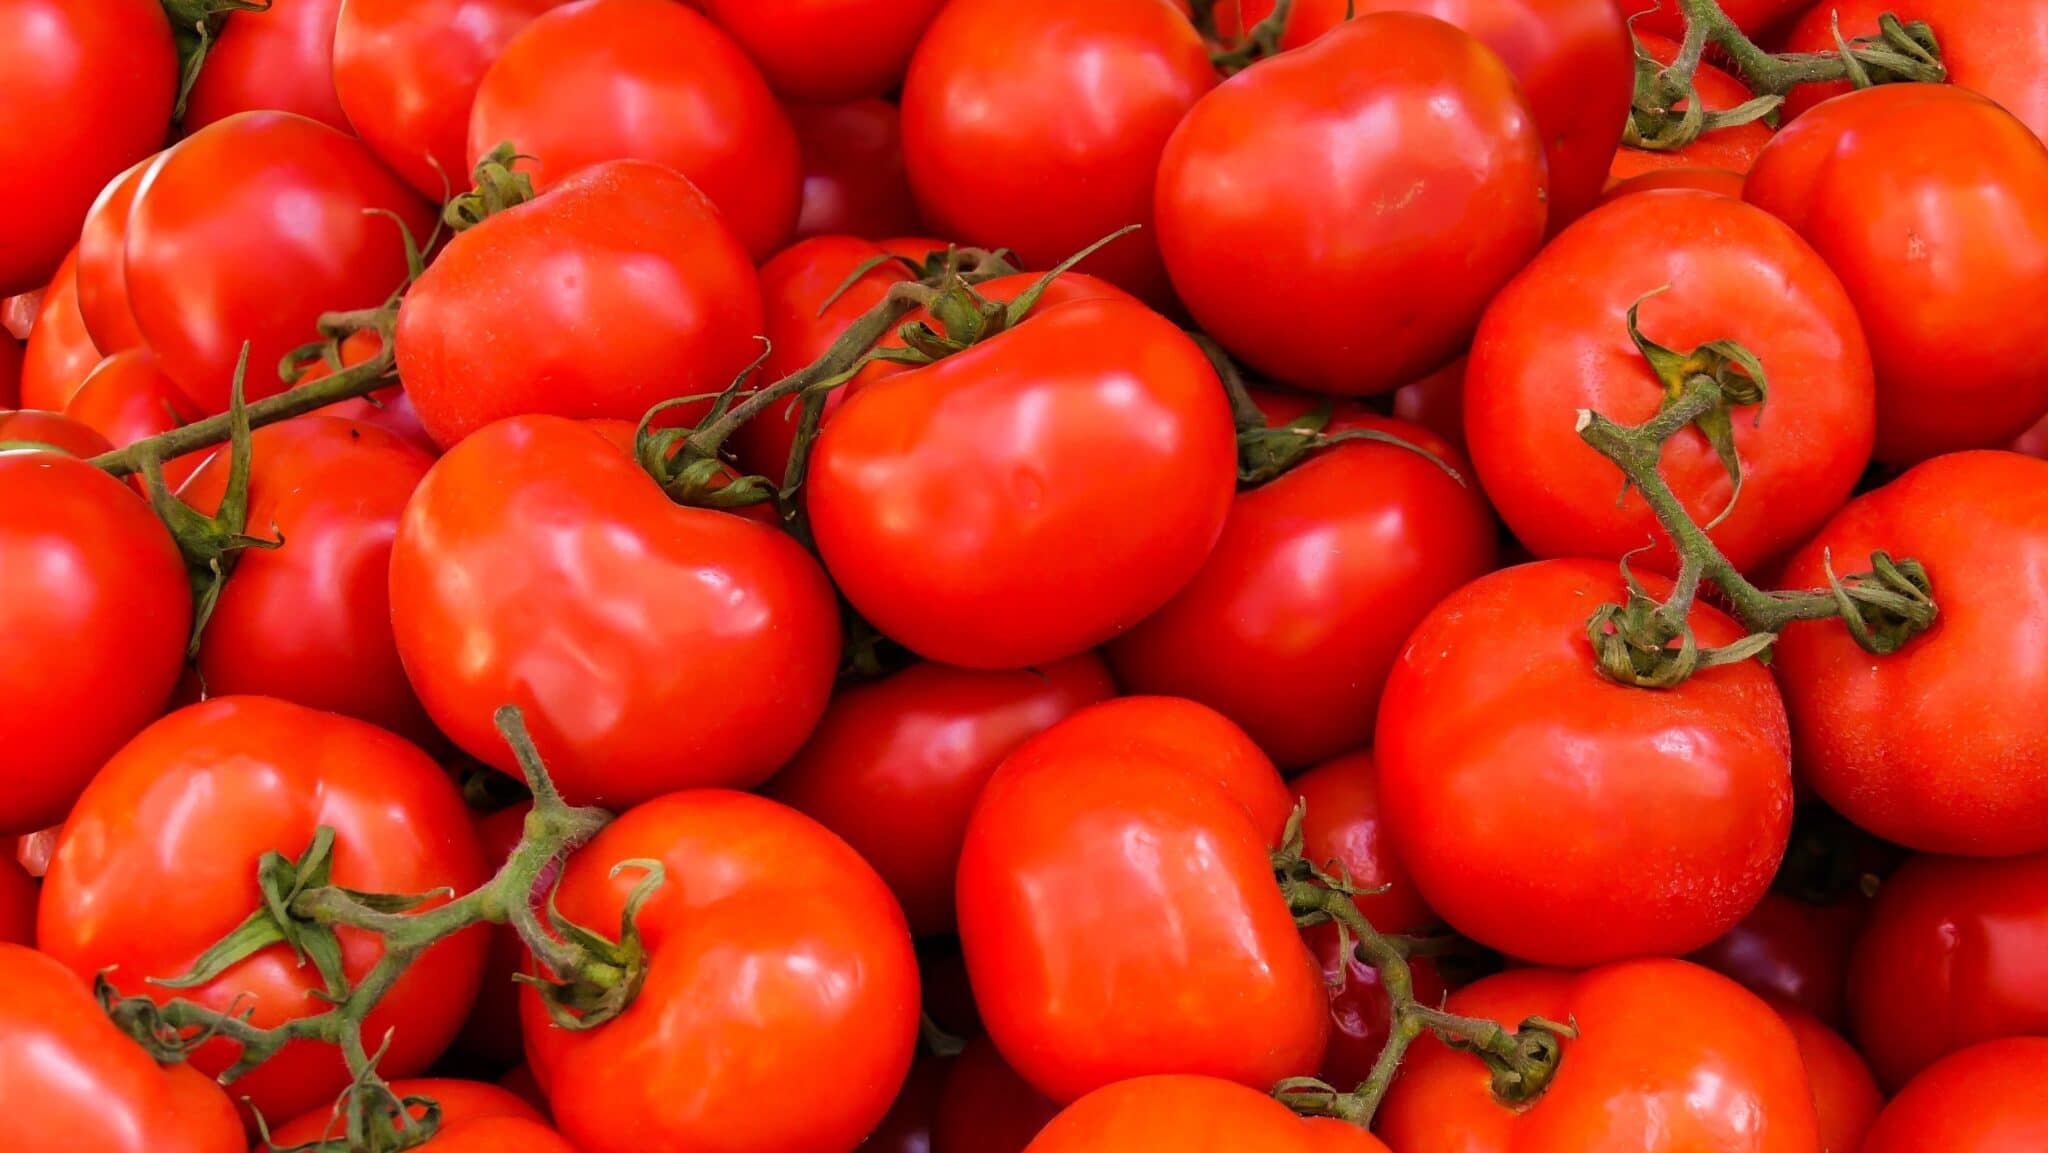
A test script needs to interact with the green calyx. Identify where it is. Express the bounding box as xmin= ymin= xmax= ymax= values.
xmin=443 ymin=142 xmax=538 ymax=232
xmin=1624 ymin=287 xmax=1768 ymax=532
